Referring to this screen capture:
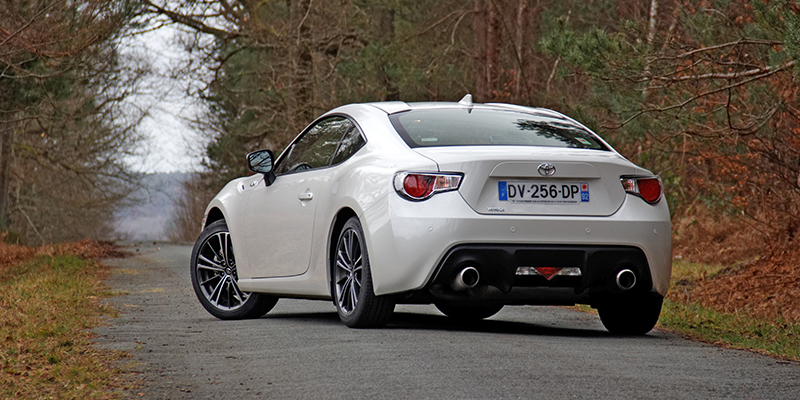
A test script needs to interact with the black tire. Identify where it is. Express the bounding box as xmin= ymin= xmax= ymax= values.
xmin=191 ymin=220 xmax=278 ymax=320
xmin=332 ymin=217 xmax=395 ymax=328
xmin=434 ymin=302 xmax=504 ymax=321
xmin=597 ymin=294 xmax=663 ymax=335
